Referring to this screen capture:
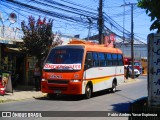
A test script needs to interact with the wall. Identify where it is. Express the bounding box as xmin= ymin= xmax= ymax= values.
xmin=141 ymin=58 xmax=147 ymax=74
xmin=117 ymin=44 xmax=147 ymax=59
